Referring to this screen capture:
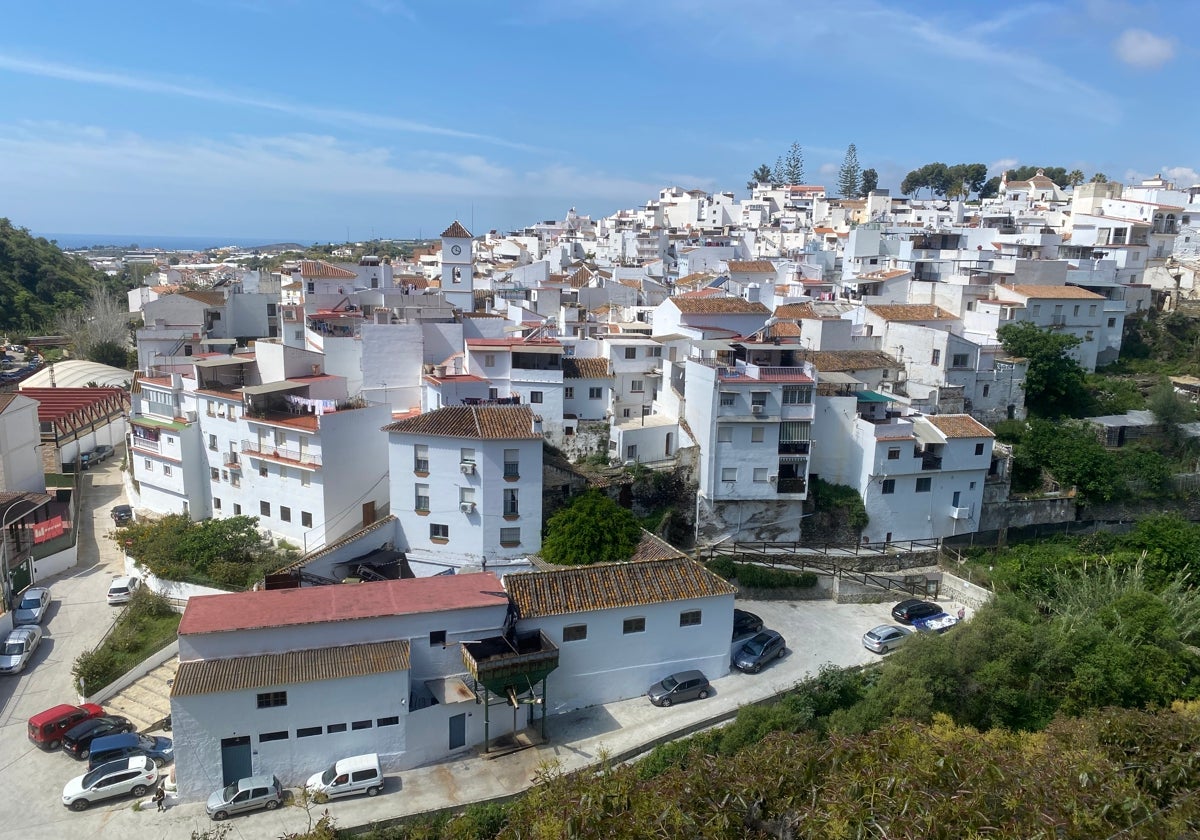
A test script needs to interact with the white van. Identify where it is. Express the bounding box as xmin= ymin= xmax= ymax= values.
xmin=305 ymin=753 xmax=383 ymax=799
